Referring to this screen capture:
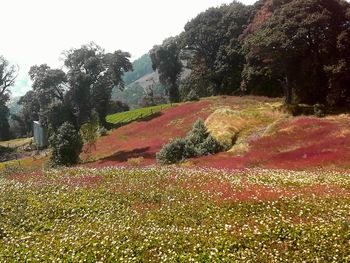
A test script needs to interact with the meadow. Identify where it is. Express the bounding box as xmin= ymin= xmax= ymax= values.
xmin=0 ymin=166 xmax=349 ymax=262
xmin=1 ymin=96 xmax=350 ymax=262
